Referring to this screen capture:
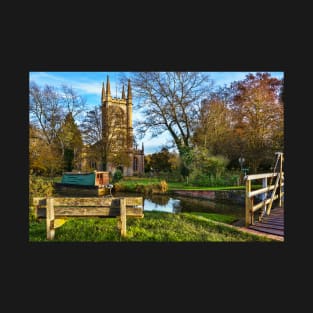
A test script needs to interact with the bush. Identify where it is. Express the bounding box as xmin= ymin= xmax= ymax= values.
xmin=112 ymin=169 xmax=123 ymax=183
xmin=158 ymin=180 xmax=168 ymax=193
xmin=135 ymin=180 xmax=168 ymax=194
xmin=29 ymin=174 xmax=54 ymax=202
xmin=29 ymin=173 xmax=54 ymax=221
xmin=113 ymin=182 xmax=124 ymax=192
xmin=190 ymin=171 xmax=240 ymax=187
